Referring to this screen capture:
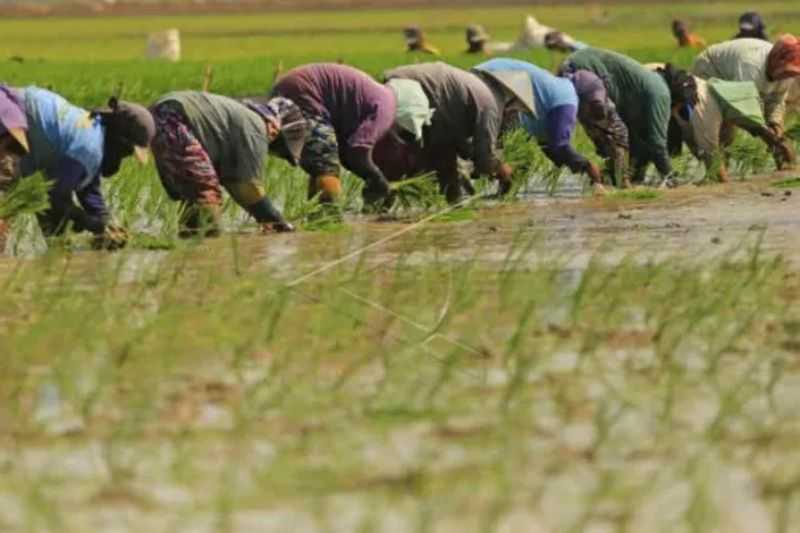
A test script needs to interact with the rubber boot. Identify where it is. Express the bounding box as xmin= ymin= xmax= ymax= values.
xmin=309 ymin=174 xmax=342 ymax=203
